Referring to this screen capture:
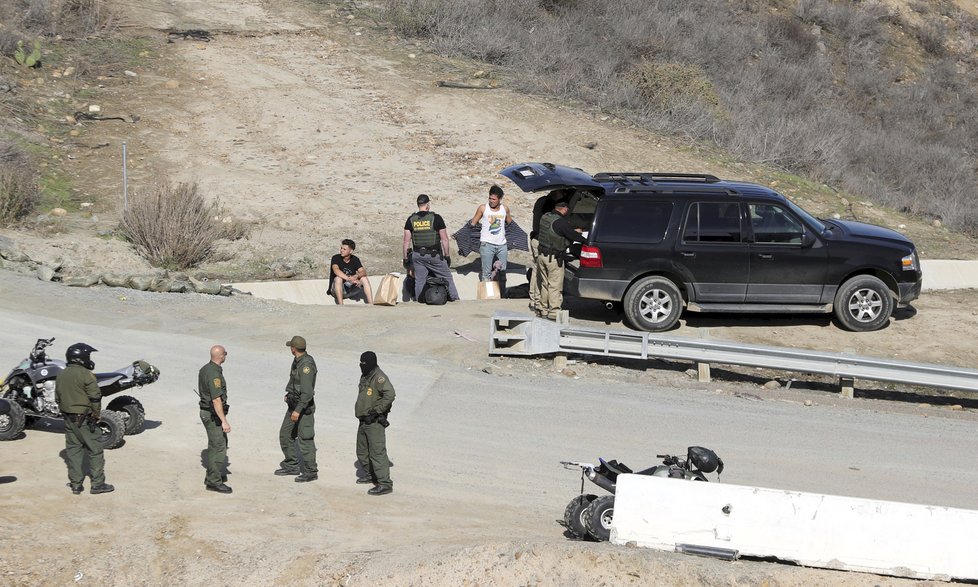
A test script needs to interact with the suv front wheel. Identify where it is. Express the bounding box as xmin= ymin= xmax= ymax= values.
xmin=833 ymin=275 xmax=894 ymax=332
xmin=623 ymin=276 xmax=683 ymax=332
